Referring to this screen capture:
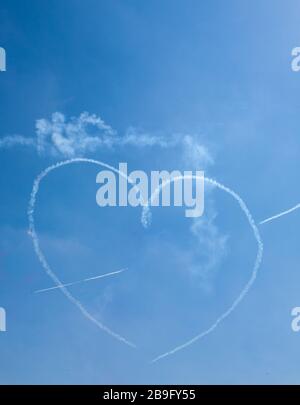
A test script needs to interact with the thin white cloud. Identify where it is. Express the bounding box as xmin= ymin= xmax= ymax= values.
xmin=121 ymin=126 xmax=176 ymax=148
xmin=0 ymin=134 xmax=35 ymax=149
xmin=182 ymin=134 xmax=214 ymax=167
xmin=0 ymin=111 xmax=214 ymax=167
xmin=189 ymin=210 xmax=228 ymax=293
xmin=122 ymin=127 xmax=214 ymax=167
xmin=36 ymin=111 xmax=116 ymax=157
